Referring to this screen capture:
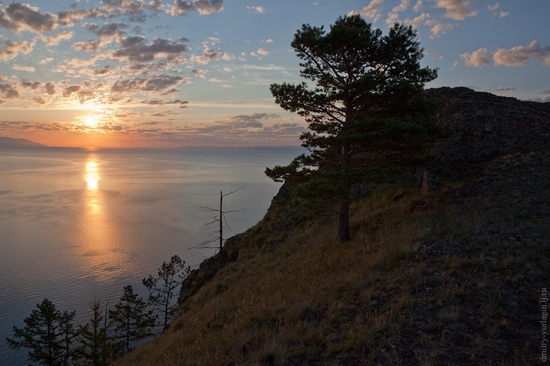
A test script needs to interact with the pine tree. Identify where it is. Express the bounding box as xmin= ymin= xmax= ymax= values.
xmin=266 ymin=15 xmax=440 ymax=241
xmin=75 ymin=300 xmax=114 ymax=366
xmin=6 ymin=298 xmax=77 ymax=366
xmin=109 ymin=285 xmax=157 ymax=354
xmin=143 ymin=255 xmax=191 ymax=330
